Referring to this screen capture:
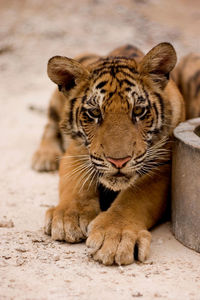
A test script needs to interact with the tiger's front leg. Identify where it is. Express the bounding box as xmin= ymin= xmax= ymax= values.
xmin=44 ymin=142 xmax=100 ymax=242
xmin=32 ymin=90 xmax=65 ymax=172
xmin=87 ymin=165 xmax=170 ymax=265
